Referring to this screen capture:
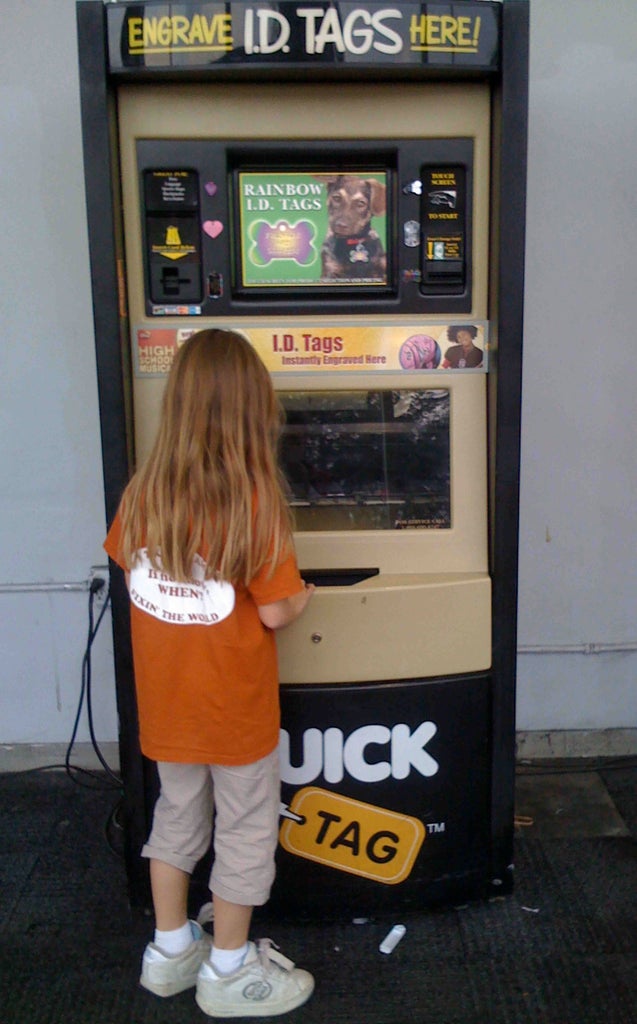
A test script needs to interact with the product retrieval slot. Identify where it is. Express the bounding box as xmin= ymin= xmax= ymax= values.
xmin=161 ymin=266 xmax=189 ymax=296
xmin=301 ymin=568 xmax=379 ymax=587
xmin=150 ymin=262 xmax=202 ymax=304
